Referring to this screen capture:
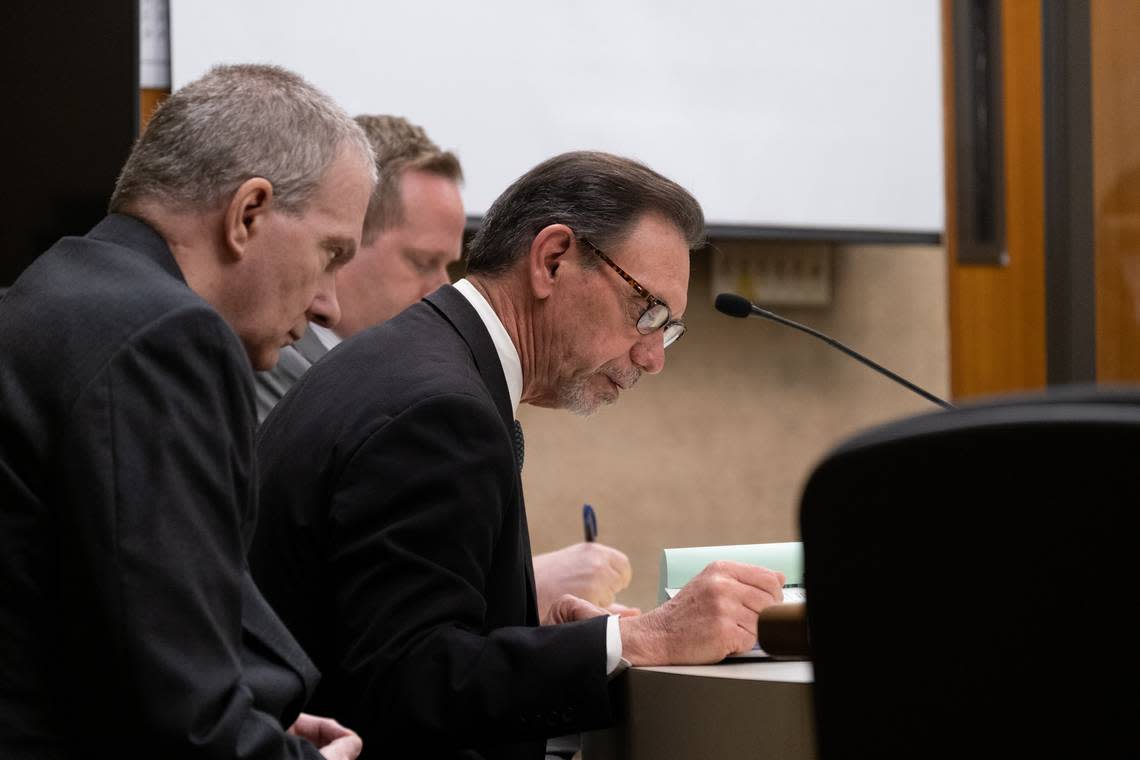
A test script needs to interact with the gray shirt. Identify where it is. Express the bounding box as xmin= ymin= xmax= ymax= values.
xmin=254 ymin=326 xmax=330 ymax=421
